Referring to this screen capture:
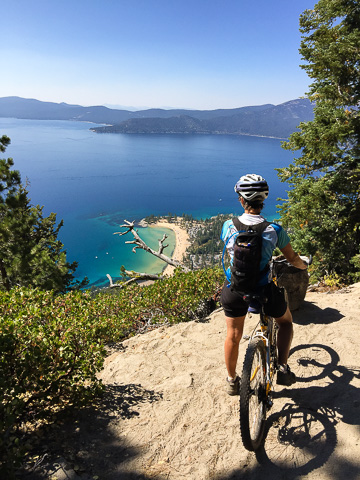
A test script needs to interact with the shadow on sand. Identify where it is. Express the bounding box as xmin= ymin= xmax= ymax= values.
xmin=215 ymin=335 xmax=360 ymax=480
xmin=17 ymin=383 xmax=164 ymax=479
